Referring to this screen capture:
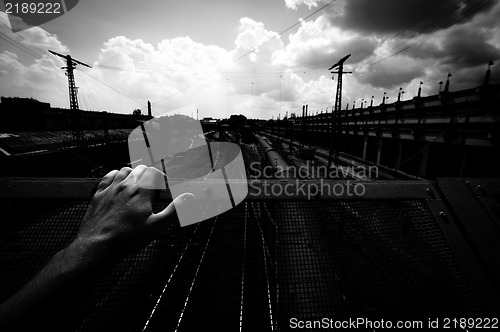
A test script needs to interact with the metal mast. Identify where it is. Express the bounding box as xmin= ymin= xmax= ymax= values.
xmin=49 ymin=50 xmax=91 ymax=110
xmin=327 ymin=54 xmax=351 ymax=168
xmin=49 ymin=50 xmax=91 ymax=145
